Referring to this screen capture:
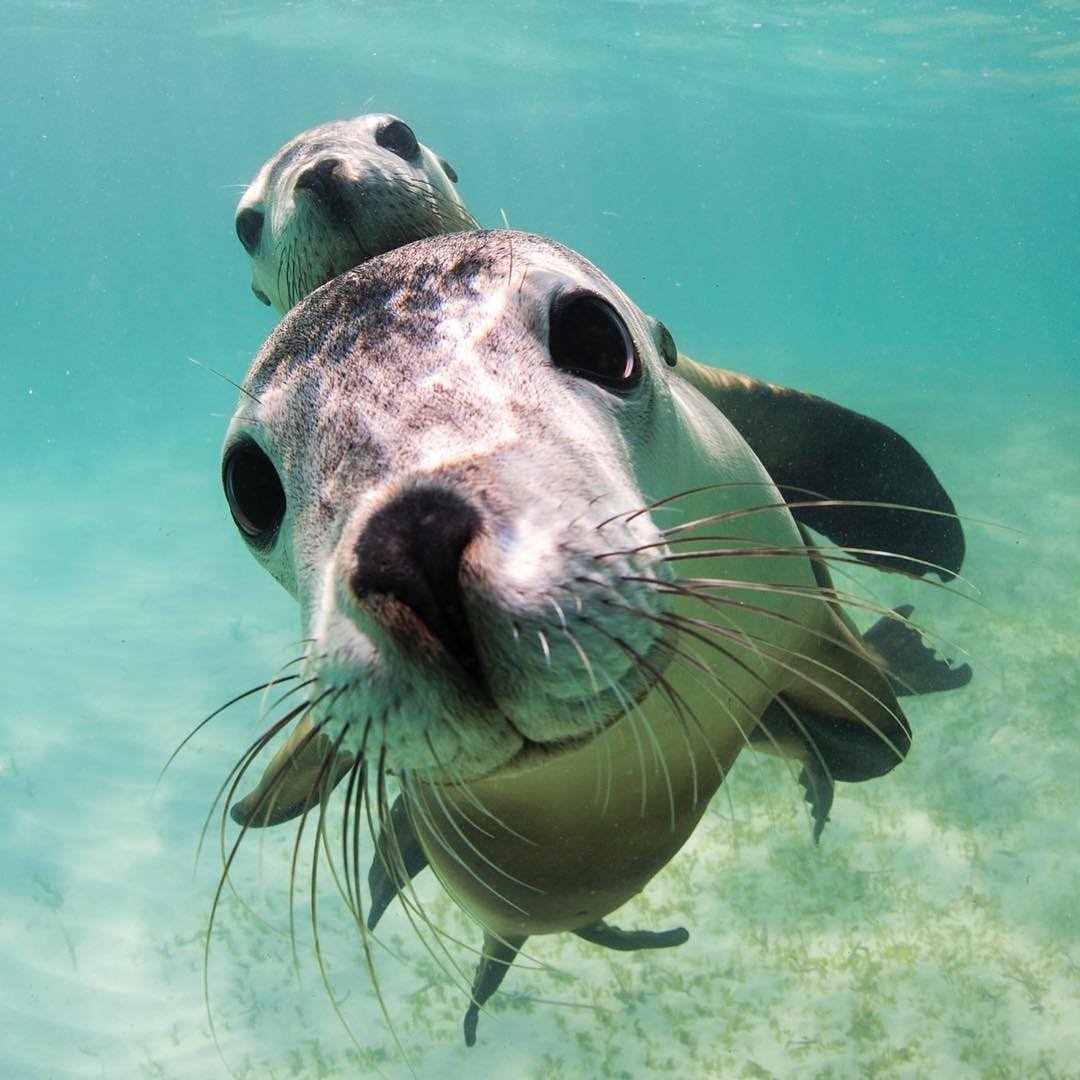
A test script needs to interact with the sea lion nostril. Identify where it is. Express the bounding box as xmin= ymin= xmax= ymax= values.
xmin=352 ymin=488 xmax=482 ymax=677
xmin=295 ymin=156 xmax=344 ymax=199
